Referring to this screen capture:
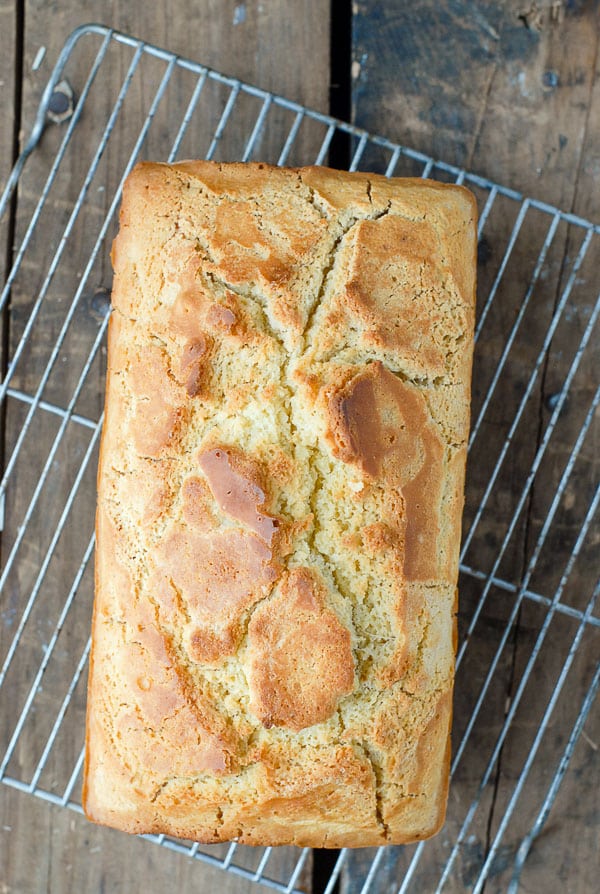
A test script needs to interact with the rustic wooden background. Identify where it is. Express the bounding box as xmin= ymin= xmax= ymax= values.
xmin=0 ymin=1 xmax=598 ymax=892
